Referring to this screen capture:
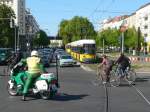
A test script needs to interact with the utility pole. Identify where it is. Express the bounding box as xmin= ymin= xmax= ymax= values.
xmin=137 ymin=27 xmax=141 ymax=56
xmin=120 ymin=25 xmax=126 ymax=54
xmin=121 ymin=32 xmax=124 ymax=53
xmin=102 ymin=38 xmax=105 ymax=54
